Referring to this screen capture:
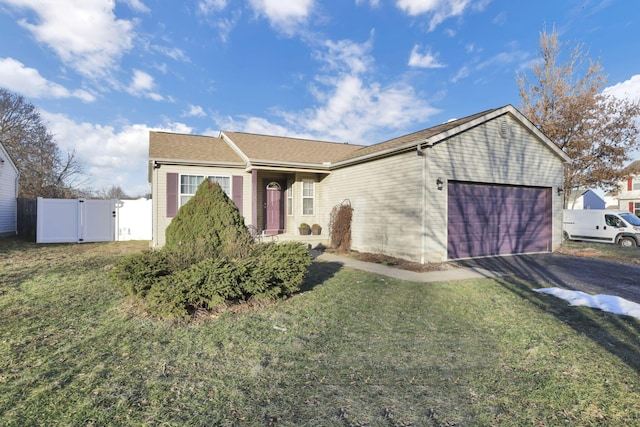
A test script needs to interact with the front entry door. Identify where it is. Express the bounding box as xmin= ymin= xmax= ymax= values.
xmin=265 ymin=182 xmax=282 ymax=233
